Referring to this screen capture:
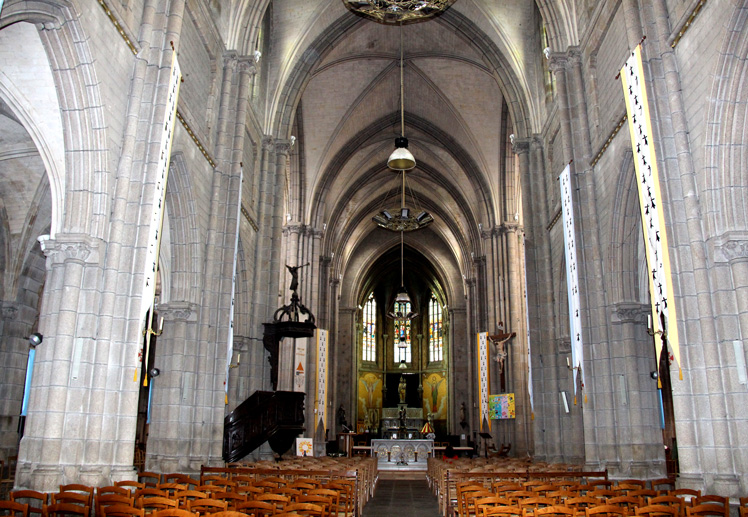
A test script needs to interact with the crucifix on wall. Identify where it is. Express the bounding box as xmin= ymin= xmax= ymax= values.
xmin=489 ymin=322 xmax=515 ymax=391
